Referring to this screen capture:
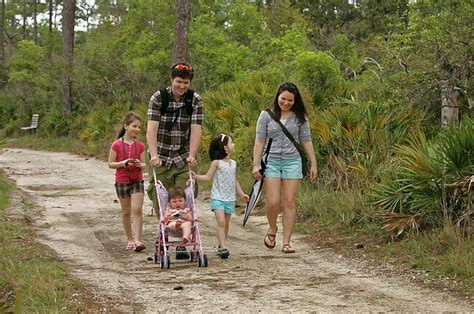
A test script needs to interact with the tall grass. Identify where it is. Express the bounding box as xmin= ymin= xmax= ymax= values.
xmin=0 ymin=175 xmax=81 ymax=312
